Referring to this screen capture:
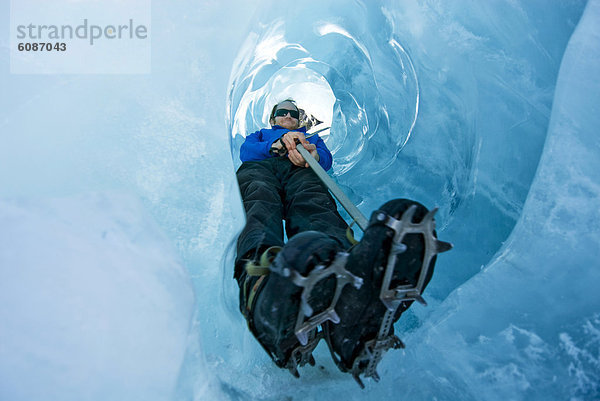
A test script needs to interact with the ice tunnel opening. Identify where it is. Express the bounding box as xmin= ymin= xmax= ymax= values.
xmin=227 ymin=17 xmax=422 ymax=179
xmin=240 ymin=65 xmax=336 ymax=138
